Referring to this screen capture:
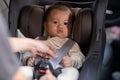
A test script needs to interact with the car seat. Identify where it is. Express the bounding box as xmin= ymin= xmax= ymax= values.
xmin=9 ymin=0 xmax=108 ymax=80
